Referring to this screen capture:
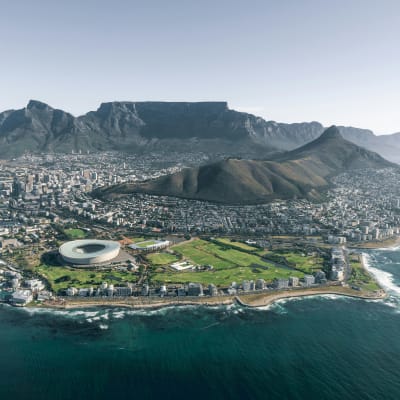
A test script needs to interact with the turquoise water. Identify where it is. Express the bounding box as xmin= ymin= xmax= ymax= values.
xmin=1 ymin=248 xmax=400 ymax=400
